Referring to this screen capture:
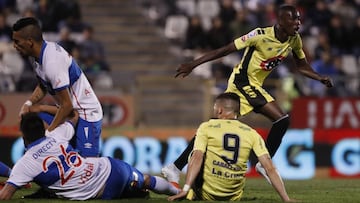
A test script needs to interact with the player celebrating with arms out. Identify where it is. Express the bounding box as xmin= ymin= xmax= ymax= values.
xmin=163 ymin=4 xmax=333 ymax=183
